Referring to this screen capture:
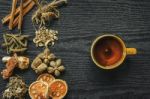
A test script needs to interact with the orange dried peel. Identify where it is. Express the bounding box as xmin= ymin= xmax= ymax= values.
xmin=29 ymin=81 xmax=49 ymax=99
xmin=49 ymin=79 xmax=68 ymax=99
xmin=37 ymin=73 xmax=55 ymax=85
